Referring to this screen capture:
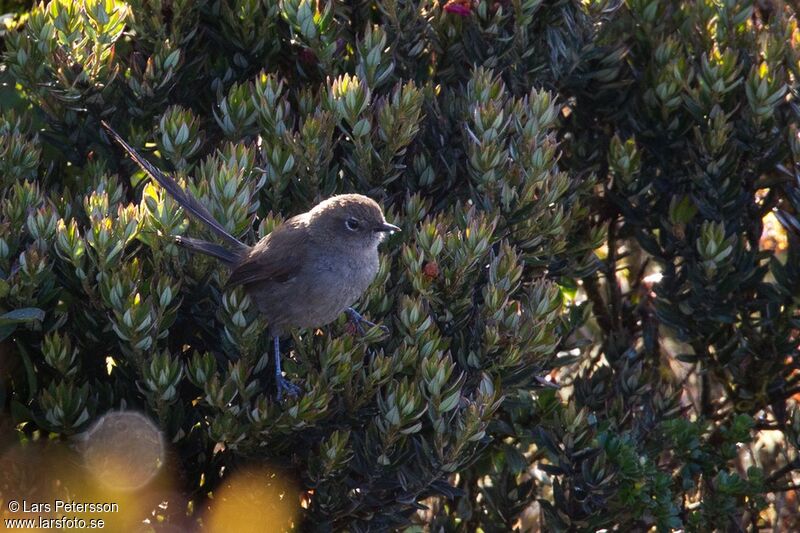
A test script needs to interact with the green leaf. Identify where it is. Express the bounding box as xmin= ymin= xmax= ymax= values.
xmin=10 ymin=399 xmax=32 ymax=424
xmin=0 ymin=307 xmax=45 ymax=325
xmin=503 ymin=444 xmax=529 ymax=474
xmin=0 ymin=324 xmax=16 ymax=343
xmin=16 ymin=343 xmax=38 ymax=402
